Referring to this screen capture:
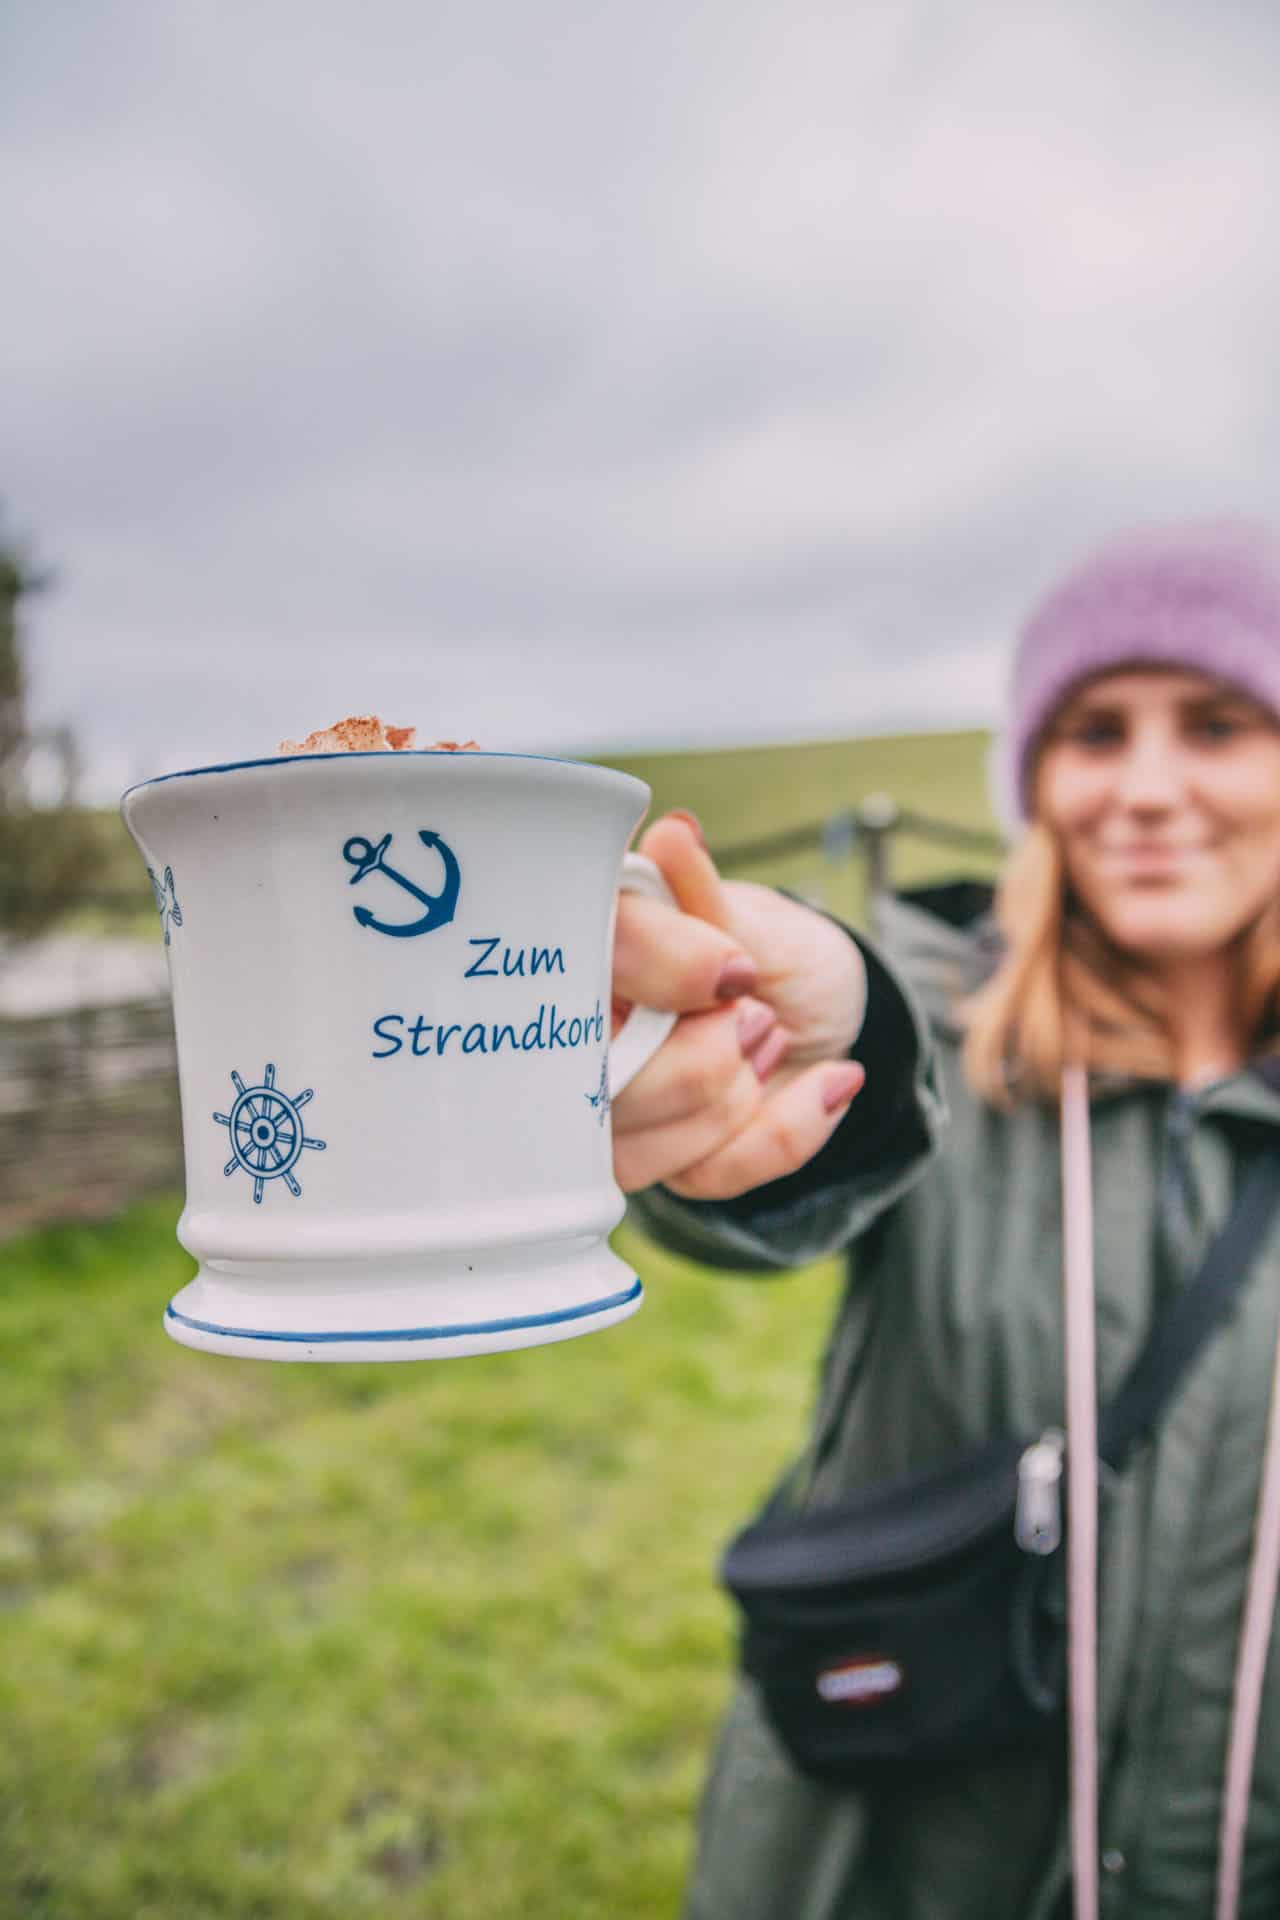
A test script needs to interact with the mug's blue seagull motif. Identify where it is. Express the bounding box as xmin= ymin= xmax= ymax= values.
xmin=147 ymin=864 xmax=183 ymax=944
xmin=342 ymin=830 xmax=461 ymax=937
xmin=585 ymin=1052 xmax=611 ymax=1126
